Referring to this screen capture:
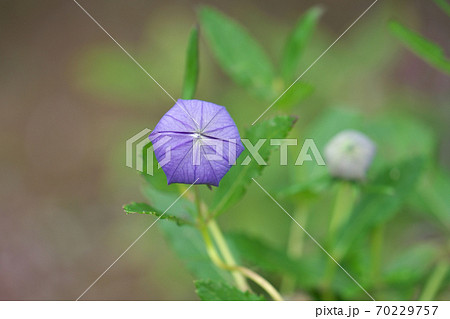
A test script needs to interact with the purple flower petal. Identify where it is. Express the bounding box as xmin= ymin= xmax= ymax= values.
xmin=149 ymin=99 xmax=244 ymax=186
